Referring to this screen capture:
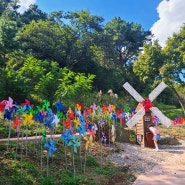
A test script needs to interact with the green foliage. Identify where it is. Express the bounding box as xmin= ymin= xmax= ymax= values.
xmin=86 ymin=156 xmax=100 ymax=167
